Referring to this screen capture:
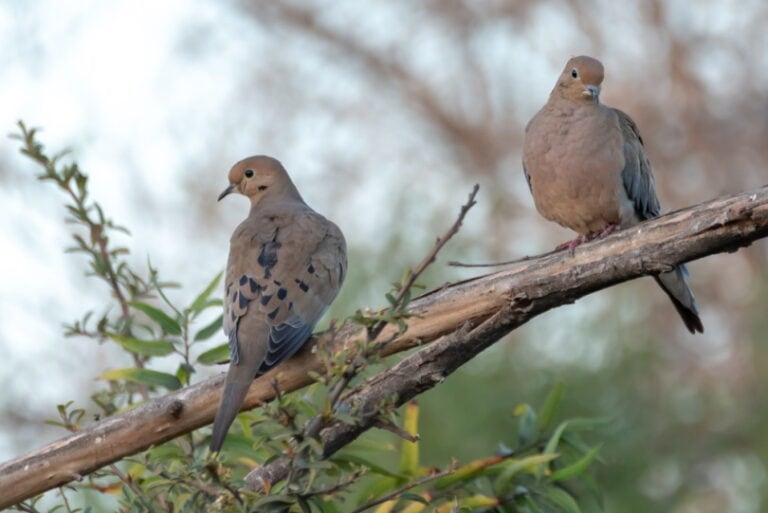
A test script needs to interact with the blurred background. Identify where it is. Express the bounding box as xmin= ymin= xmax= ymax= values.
xmin=1 ymin=1 xmax=767 ymax=511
